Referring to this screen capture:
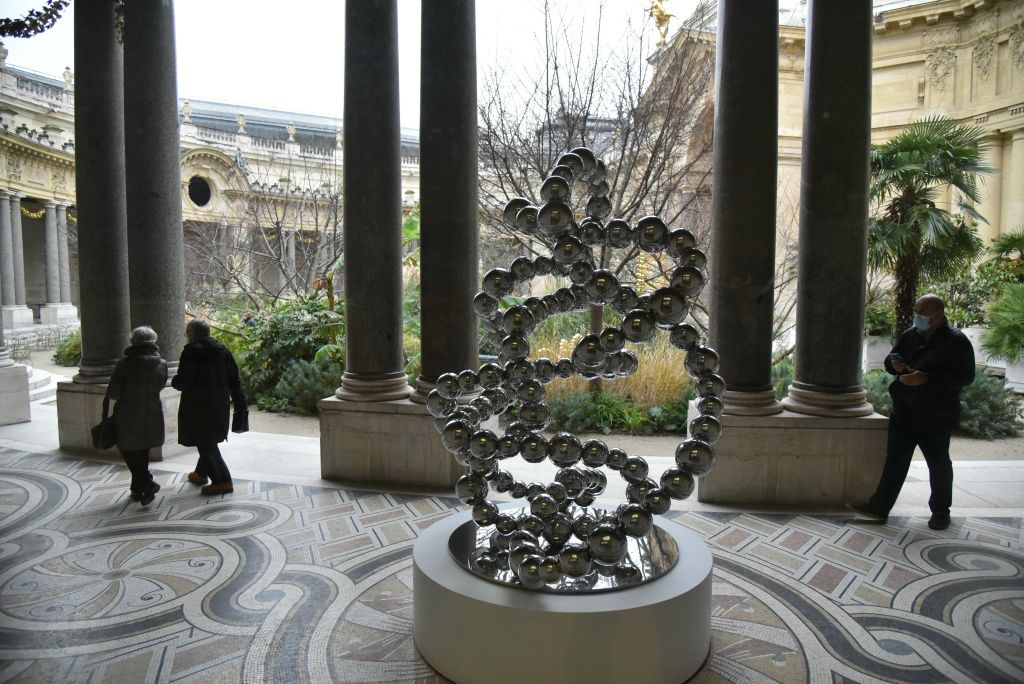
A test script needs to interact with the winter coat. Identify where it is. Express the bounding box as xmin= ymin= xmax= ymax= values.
xmin=885 ymin=321 xmax=975 ymax=431
xmin=106 ymin=343 xmax=168 ymax=452
xmin=171 ymin=336 xmax=247 ymax=447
